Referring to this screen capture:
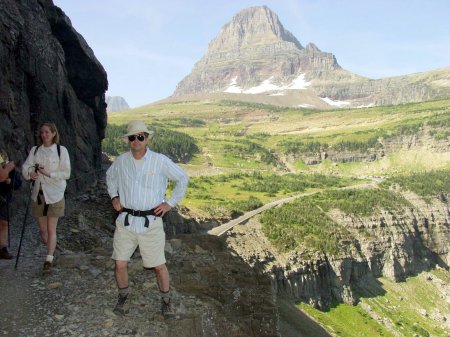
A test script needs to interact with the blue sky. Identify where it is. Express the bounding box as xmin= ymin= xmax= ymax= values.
xmin=53 ymin=0 xmax=450 ymax=108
